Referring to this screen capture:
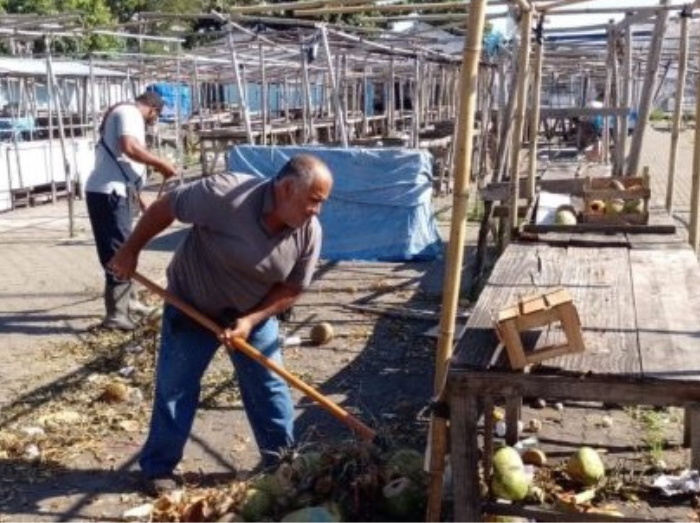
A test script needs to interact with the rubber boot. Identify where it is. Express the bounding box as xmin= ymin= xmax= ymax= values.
xmin=102 ymin=282 xmax=137 ymax=331
xmin=129 ymin=287 xmax=157 ymax=318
